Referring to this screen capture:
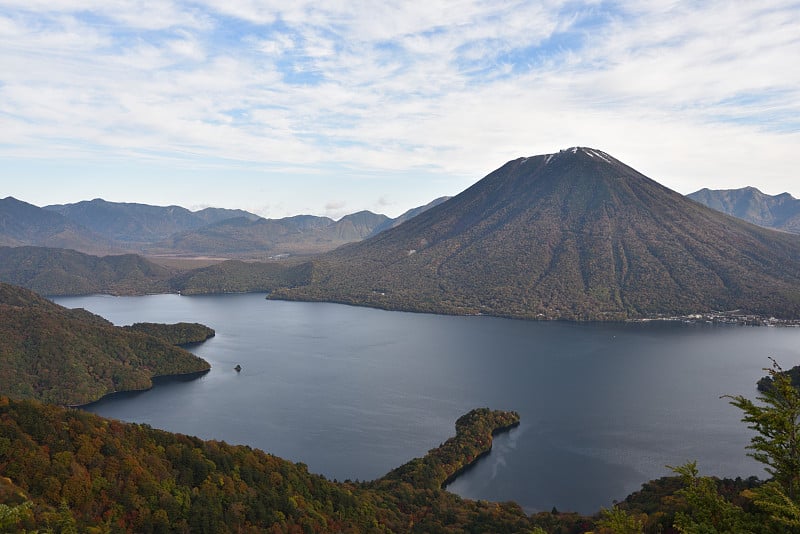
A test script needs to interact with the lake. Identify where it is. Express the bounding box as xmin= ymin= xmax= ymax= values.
xmin=53 ymin=293 xmax=800 ymax=514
